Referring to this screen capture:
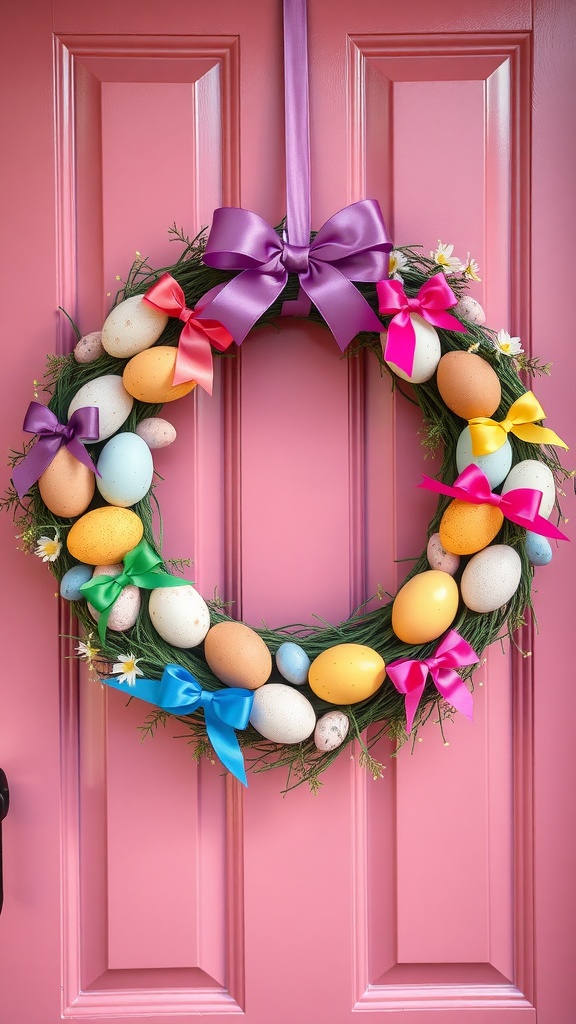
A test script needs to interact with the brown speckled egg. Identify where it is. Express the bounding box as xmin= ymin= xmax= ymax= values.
xmin=67 ymin=506 xmax=144 ymax=564
xmin=204 ymin=621 xmax=272 ymax=689
xmin=436 ymin=351 xmax=501 ymax=420
xmin=38 ymin=446 xmax=95 ymax=518
xmin=439 ymin=499 xmax=503 ymax=555
xmin=123 ymin=347 xmax=196 ymax=404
